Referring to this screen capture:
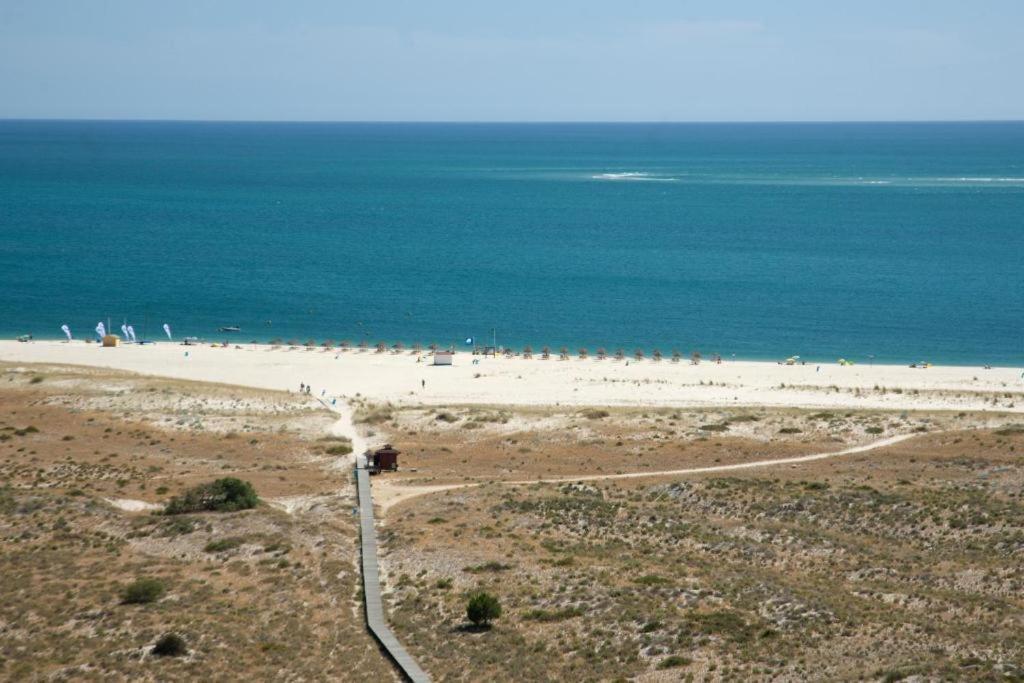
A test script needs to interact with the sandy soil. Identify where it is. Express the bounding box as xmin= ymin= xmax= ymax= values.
xmin=2 ymin=340 xmax=1021 ymax=413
